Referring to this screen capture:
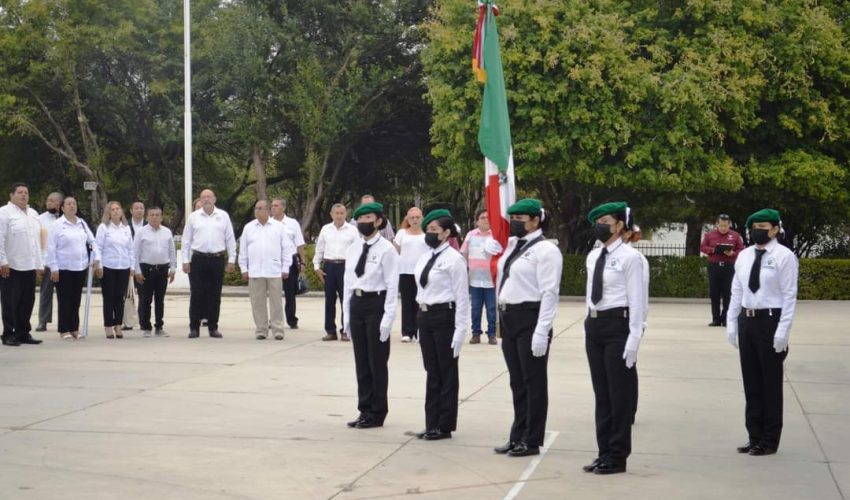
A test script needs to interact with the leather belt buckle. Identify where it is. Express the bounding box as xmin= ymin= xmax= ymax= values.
xmin=590 ymin=309 xmax=598 ymax=318
xmin=355 ymin=289 xmax=363 ymax=297
xmin=498 ymin=303 xmax=506 ymax=312
xmin=420 ymin=304 xmax=429 ymax=312
xmin=745 ymin=308 xmax=755 ymax=318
